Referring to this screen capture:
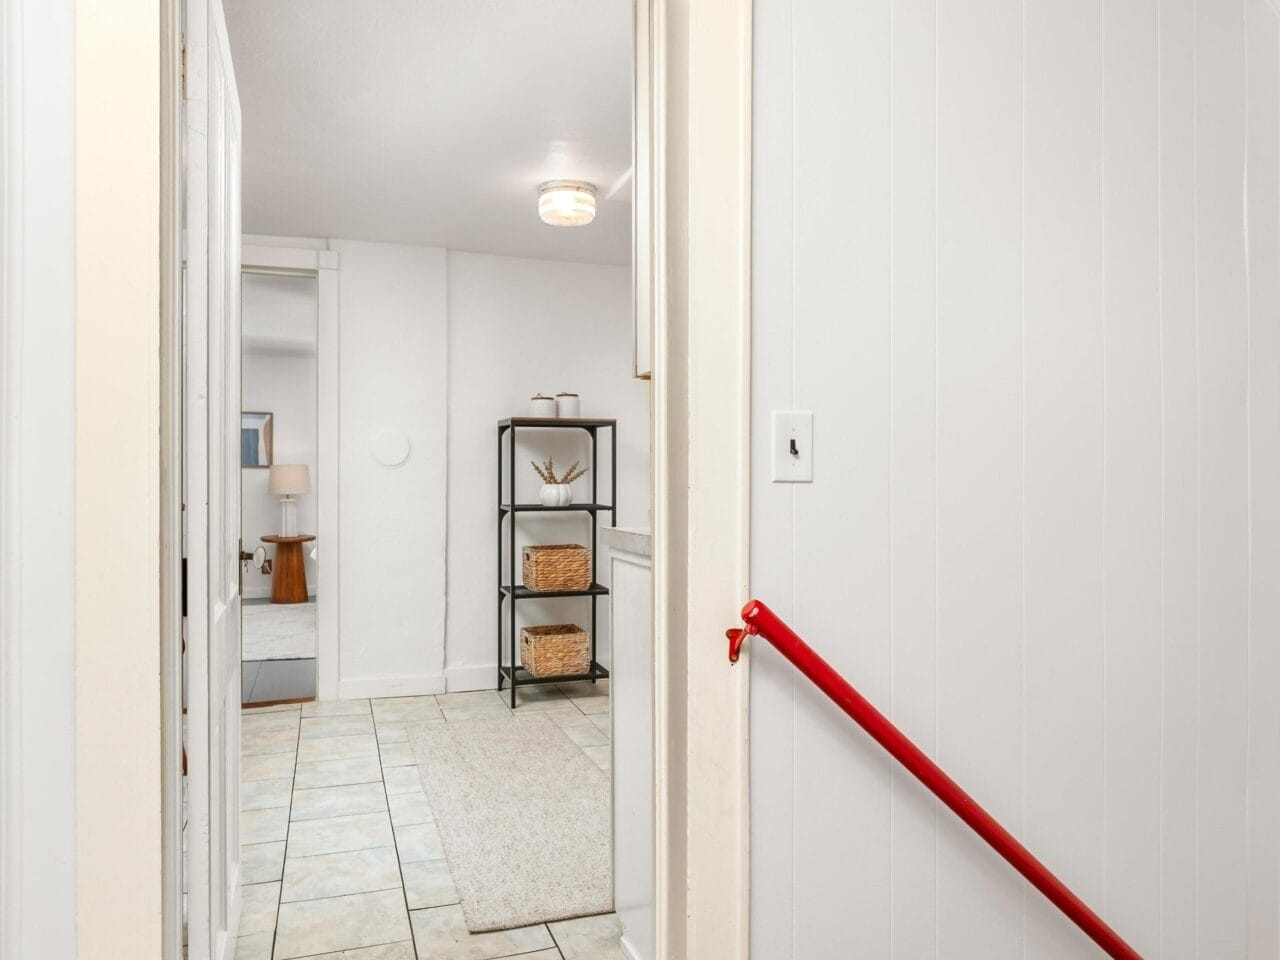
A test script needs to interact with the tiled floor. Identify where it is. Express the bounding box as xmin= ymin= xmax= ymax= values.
xmin=235 ymin=681 xmax=622 ymax=960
